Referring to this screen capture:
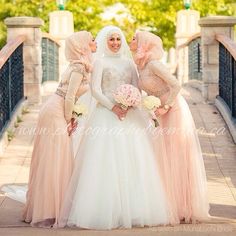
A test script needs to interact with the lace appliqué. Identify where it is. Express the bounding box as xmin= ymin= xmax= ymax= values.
xmin=58 ymin=63 xmax=89 ymax=88
xmin=101 ymin=67 xmax=132 ymax=101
